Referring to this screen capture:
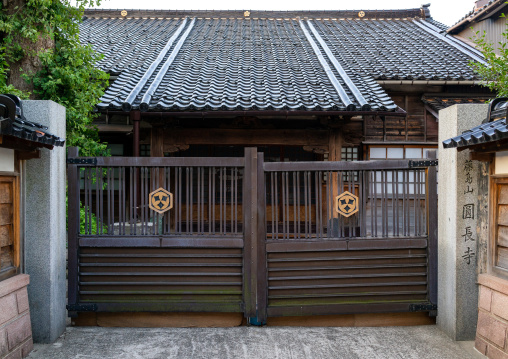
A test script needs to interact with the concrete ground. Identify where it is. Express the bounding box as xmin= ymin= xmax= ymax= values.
xmin=27 ymin=326 xmax=485 ymax=359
